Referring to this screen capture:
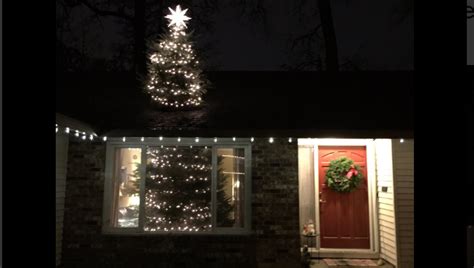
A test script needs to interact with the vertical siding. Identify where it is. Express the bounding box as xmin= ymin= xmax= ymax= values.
xmin=56 ymin=134 xmax=69 ymax=266
xmin=392 ymin=139 xmax=414 ymax=268
xmin=298 ymin=146 xmax=316 ymax=247
xmin=374 ymin=139 xmax=397 ymax=266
